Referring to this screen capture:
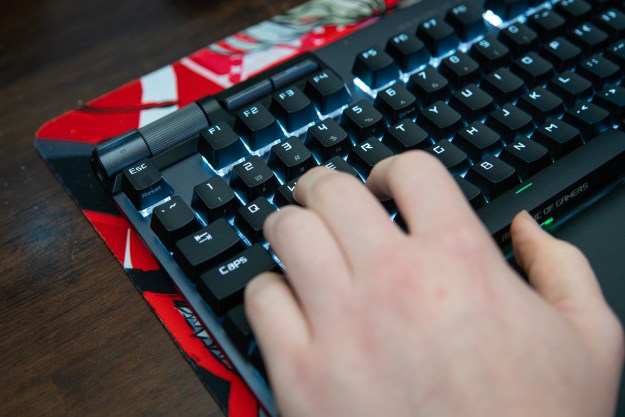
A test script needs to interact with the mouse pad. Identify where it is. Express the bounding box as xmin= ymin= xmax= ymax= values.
xmin=34 ymin=1 xmax=403 ymax=415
